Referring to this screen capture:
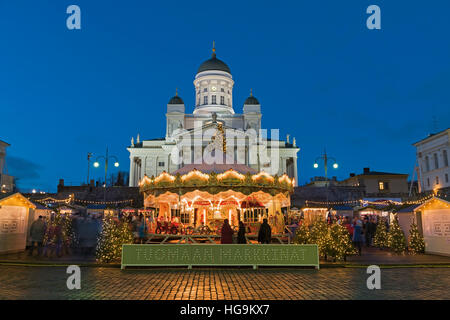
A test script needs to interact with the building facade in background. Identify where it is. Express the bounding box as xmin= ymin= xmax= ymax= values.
xmin=339 ymin=167 xmax=409 ymax=196
xmin=0 ymin=140 xmax=14 ymax=193
xmin=127 ymin=48 xmax=299 ymax=186
xmin=413 ymin=128 xmax=450 ymax=192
